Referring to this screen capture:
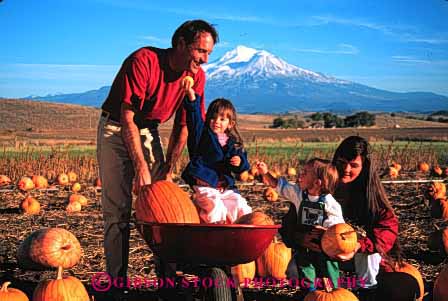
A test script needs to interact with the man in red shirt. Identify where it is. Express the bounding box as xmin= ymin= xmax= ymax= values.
xmin=97 ymin=20 xmax=218 ymax=282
